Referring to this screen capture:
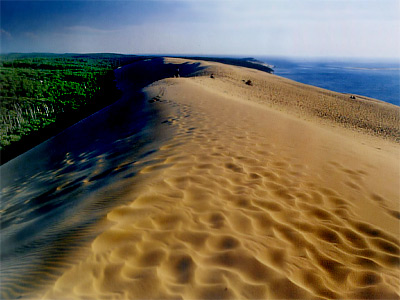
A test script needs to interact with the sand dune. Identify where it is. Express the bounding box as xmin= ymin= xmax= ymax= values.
xmin=36 ymin=58 xmax=399 ymax=299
